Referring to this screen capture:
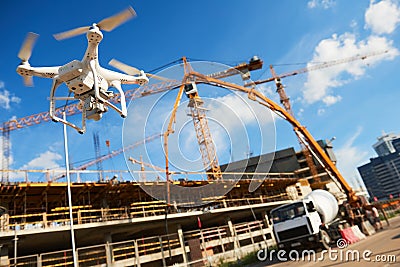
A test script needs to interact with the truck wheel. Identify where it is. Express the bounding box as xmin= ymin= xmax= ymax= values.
xmin=319 ymin=230 xmax=332 ymax=250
